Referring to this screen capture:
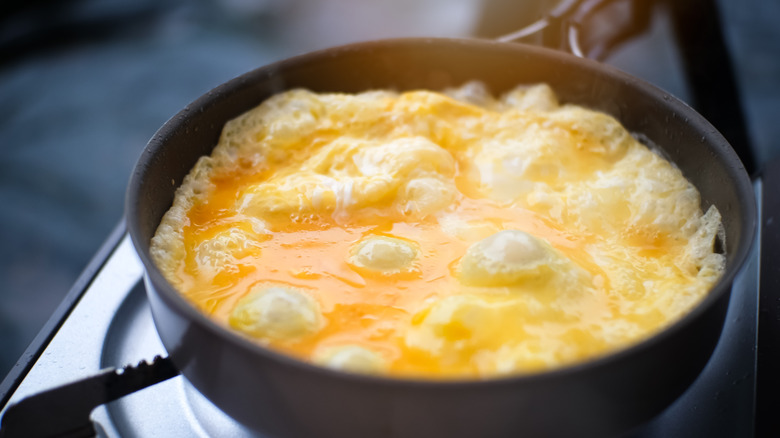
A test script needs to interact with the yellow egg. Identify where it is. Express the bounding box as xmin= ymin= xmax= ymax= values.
xmin=458 ymin=230 xmax=558 ymax=287
xmin=229 ymin=286 xmax=321 ymax=340
xmin=151 ymin=83 xmax=725 ymax=378
xmin=195 ymin=227 xmax=263 ymax=271
xmin=314 ymin=345 xmax=387 ymax=374
xmin=406 ymin=294 xmax=508 ymax=356
xmin=348 ymin=236 xmax=419 ymax=277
